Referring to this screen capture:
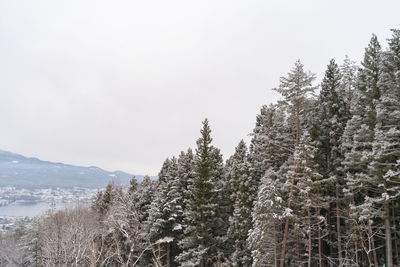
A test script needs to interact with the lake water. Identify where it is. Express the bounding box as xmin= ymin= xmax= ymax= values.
xmin=0 ymin=202 xmax=72 ymax=218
